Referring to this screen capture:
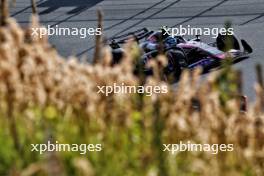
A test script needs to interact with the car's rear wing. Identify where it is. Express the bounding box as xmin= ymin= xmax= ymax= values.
xmin=109 ymin=28 xmax=153 ymax=48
